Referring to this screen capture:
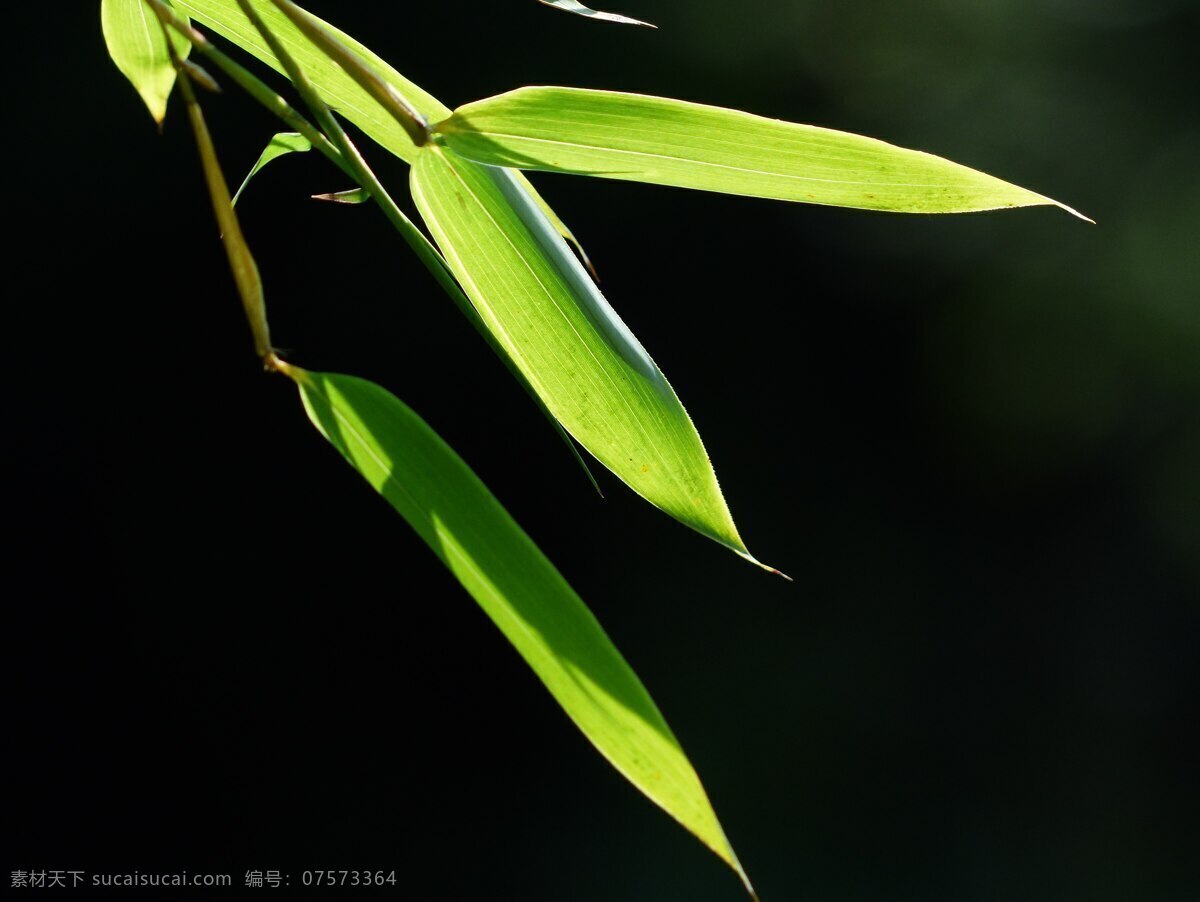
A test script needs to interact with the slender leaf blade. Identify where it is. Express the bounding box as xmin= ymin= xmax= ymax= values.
xmin=411 ymin=146 xmax=772 ymax=569
xmin=101 ymin=0 xmax=192 ymax=123
xmin=289 ymin=368 xmax=749 ymax=888
xmin=438 ymin=87 xmax=1087 ymax=216
xmin=233 ymin=131 xmax=312 ymax=205
xmin=537 ymin=0 xmax=655 ymax=28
